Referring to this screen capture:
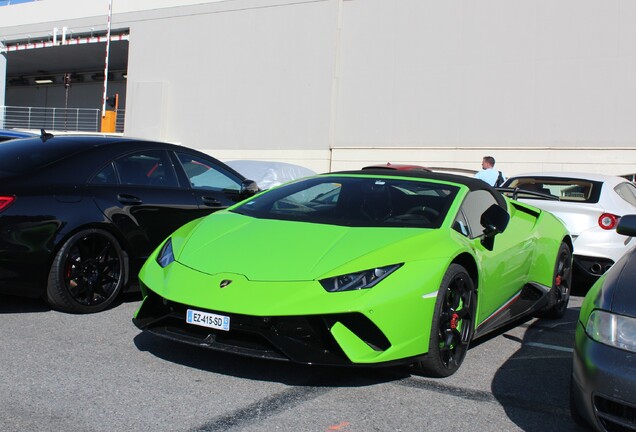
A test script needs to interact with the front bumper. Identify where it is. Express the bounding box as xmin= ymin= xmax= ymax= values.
xmin=133 ymin=286 xmax=424 ymax=367
xmin=571 ymin=321 xmax=636 ymax=431
xmin=133 ymin=257 xmax=442 ymax=365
